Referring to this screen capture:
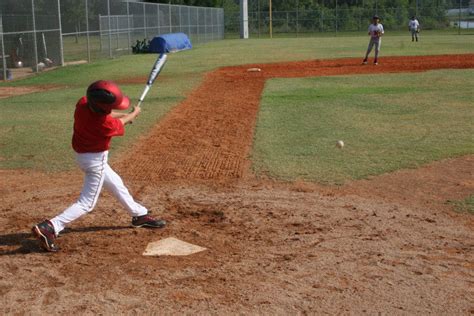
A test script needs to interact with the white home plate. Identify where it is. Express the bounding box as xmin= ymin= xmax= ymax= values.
xmin=143 ymin=237 xmax=207 ymax=256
